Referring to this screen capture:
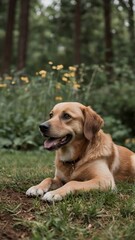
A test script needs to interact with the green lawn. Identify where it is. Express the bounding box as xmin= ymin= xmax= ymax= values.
xmin=0 ymin=150 xmax=135 ymax=240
